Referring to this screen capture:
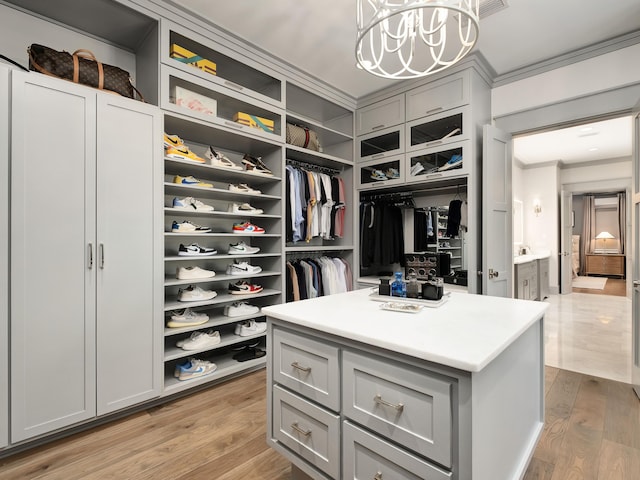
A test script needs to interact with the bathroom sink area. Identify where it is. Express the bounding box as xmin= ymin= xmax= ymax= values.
xmin=513 ymin=250 xmax=551 ymax=265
